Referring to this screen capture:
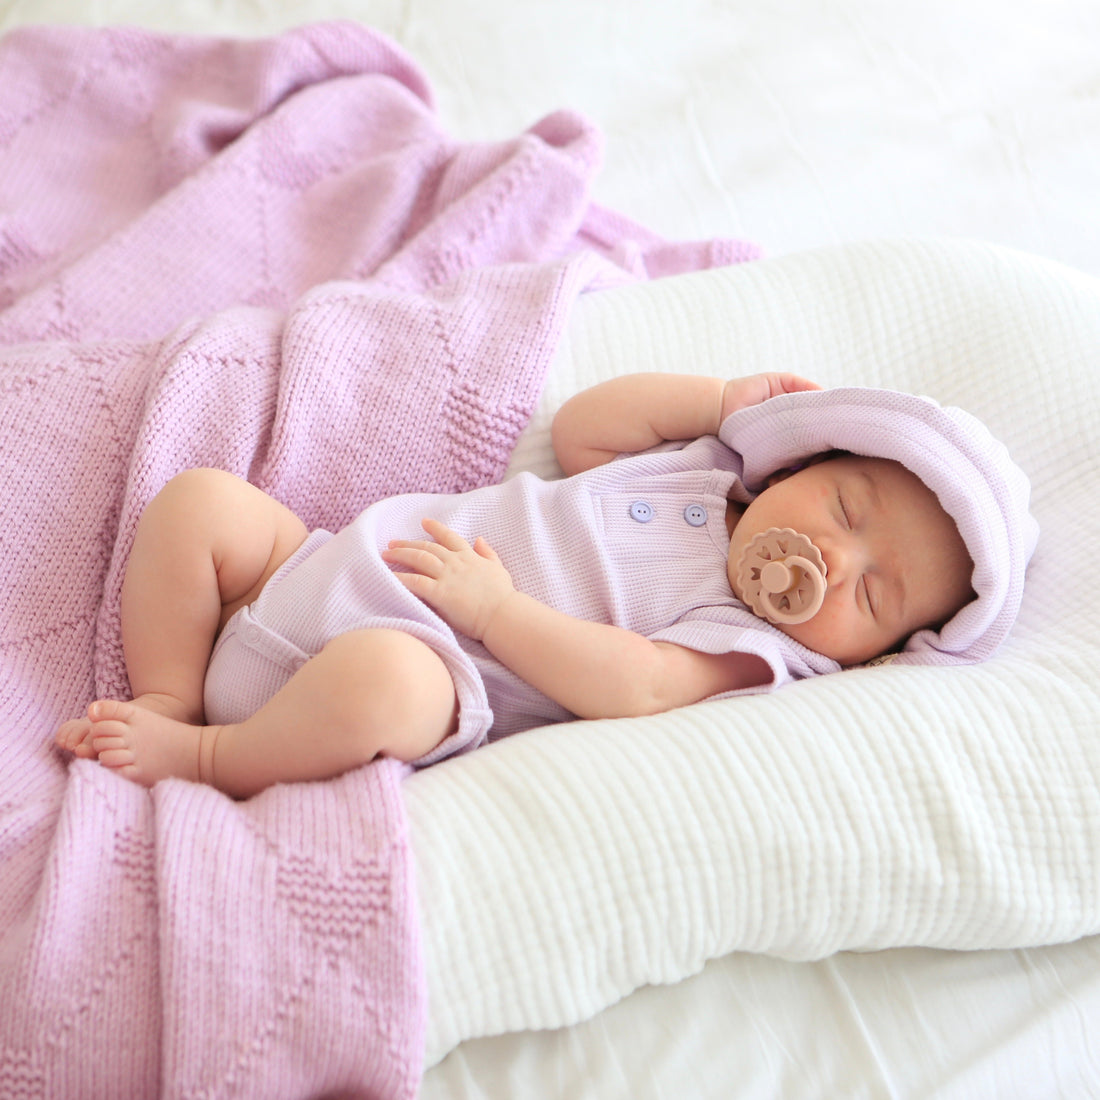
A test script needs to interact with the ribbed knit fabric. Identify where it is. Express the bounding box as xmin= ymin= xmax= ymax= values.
xmin=0 ymin=22 xmax=755 ymax=1099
